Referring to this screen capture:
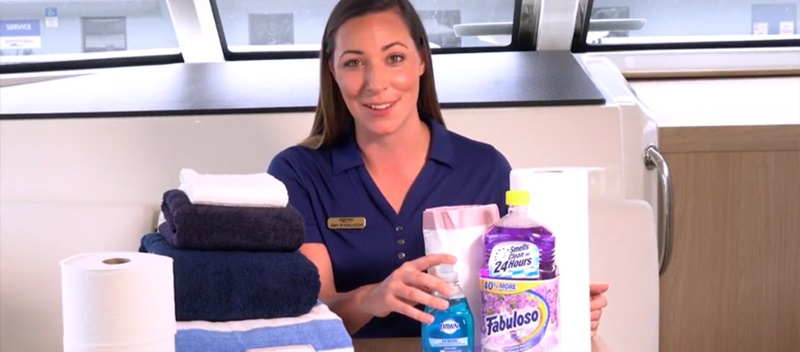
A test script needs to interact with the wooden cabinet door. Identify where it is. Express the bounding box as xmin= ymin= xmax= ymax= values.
xmin=659 ymin=148 xmax=800 ymax=352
